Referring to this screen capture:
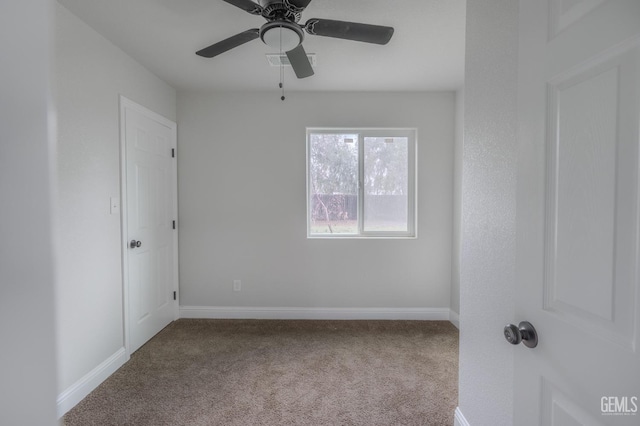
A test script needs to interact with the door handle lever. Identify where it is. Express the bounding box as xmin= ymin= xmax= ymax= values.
xmin=504 ymin=321 xmax=538 ymax=348
xmin=130 ymin=240 xmax=142 ymax=249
